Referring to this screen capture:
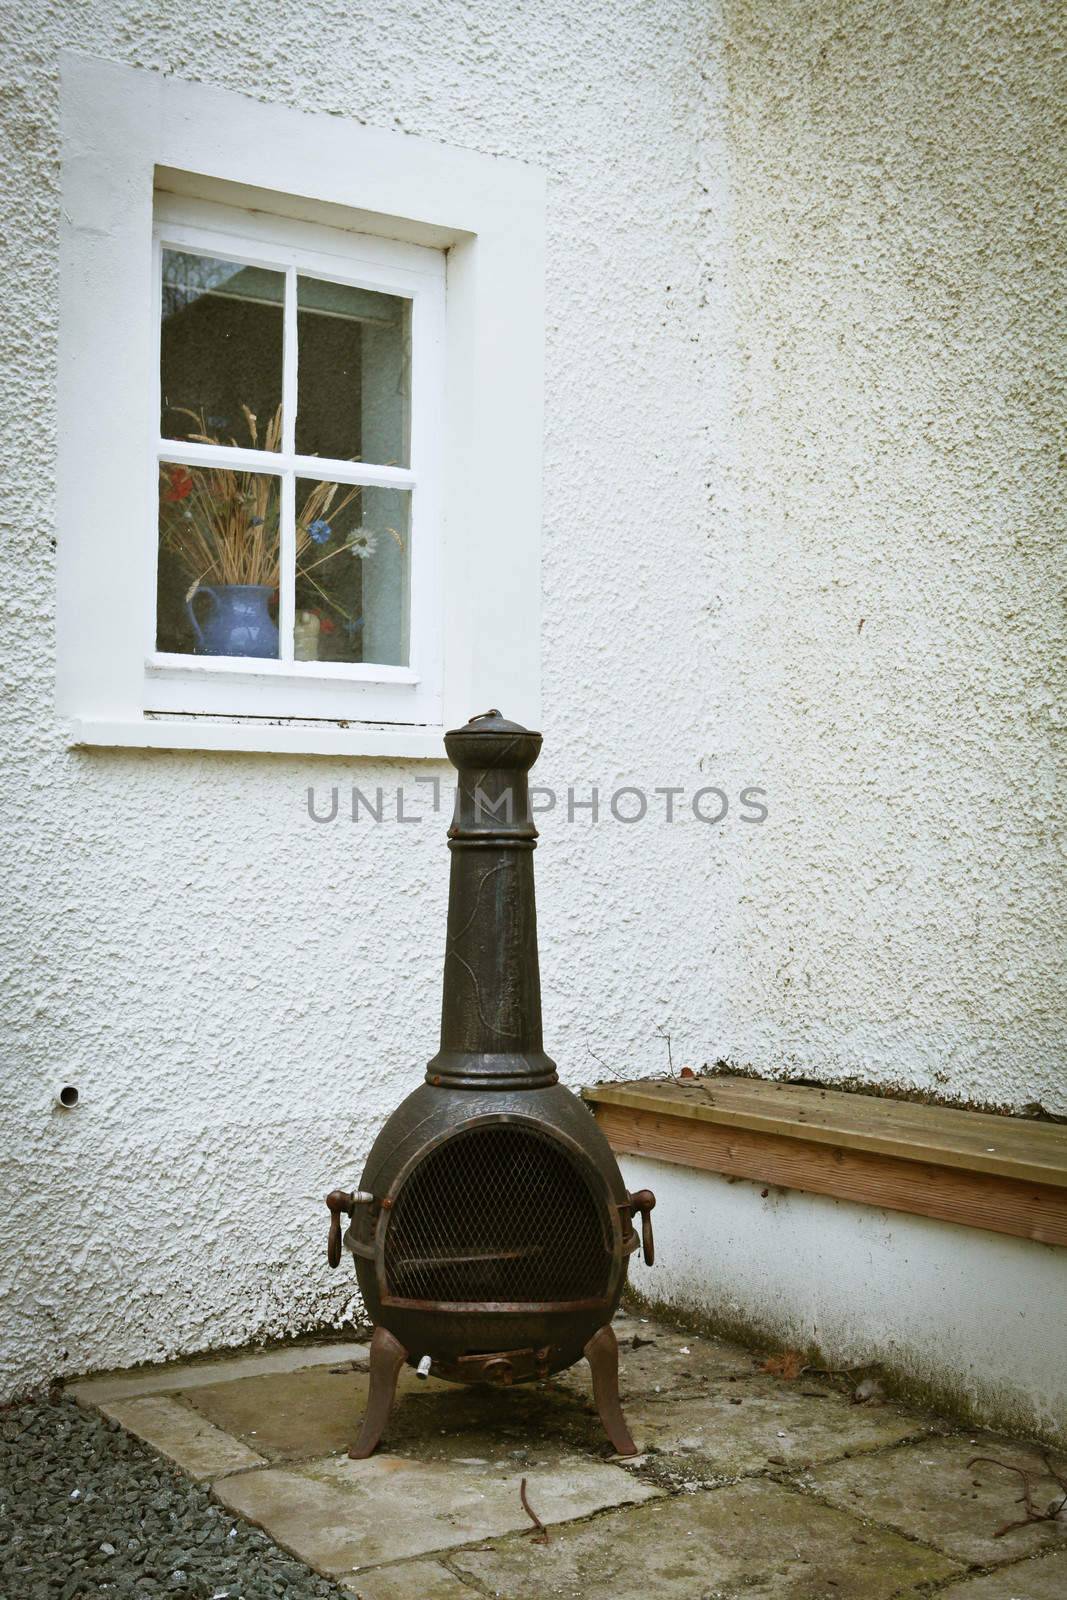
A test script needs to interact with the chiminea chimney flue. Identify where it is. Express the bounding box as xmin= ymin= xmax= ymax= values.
xmin=325 ymin=711 xmax=655 ymax=1461
xmin=428 ymin=709 xmax=556 ymax=1091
